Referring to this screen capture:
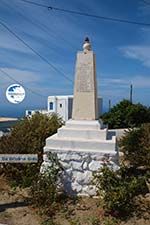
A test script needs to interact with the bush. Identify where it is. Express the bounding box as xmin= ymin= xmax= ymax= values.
xmin=119 ymin=123 xmax=150 ymax=168
xmin=101 ymin=100 xmax=150 ymax=129
xmin=30 ymin=152 xmax=62 ymax=216
xmin=94 ymin=165 xmax=148 ymax=216
xmin=0 ymin=113 xmax=63 ymax=187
